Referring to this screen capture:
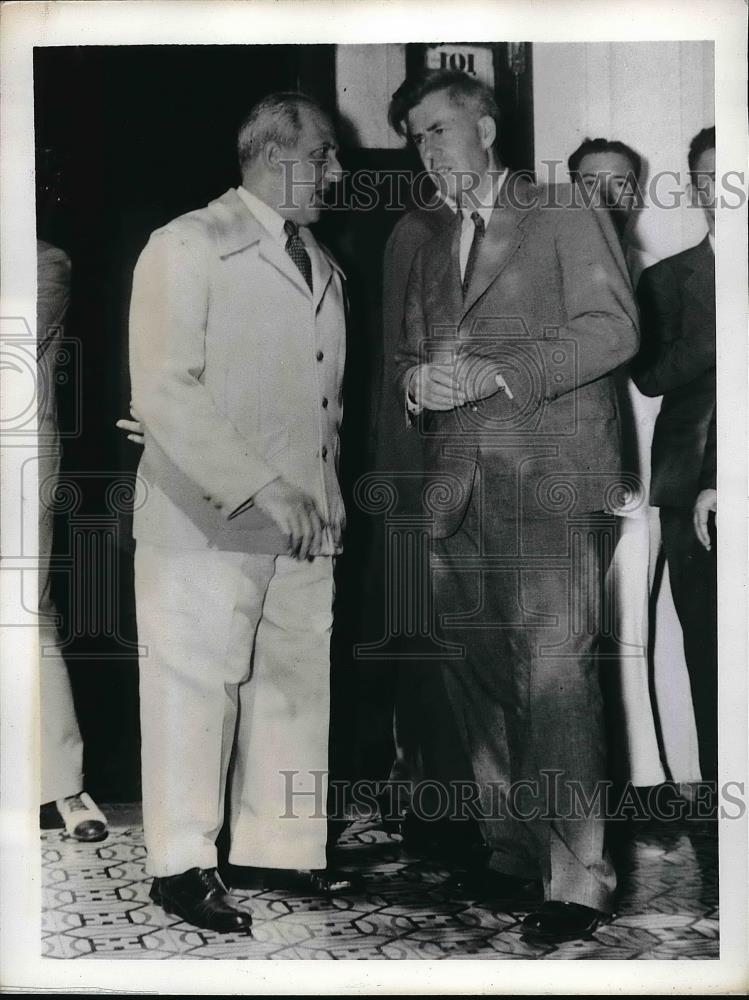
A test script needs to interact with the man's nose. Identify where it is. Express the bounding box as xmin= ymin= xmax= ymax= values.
xmin=423 ymin=137 xmax=440 ymax=170
xmin=326 ymin=150 xmax=344 ymax=183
